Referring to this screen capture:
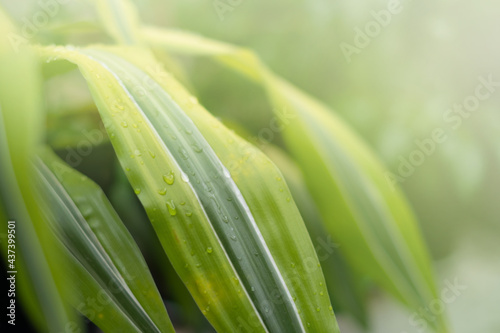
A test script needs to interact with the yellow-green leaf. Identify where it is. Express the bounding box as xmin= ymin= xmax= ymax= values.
xmin=141 ymin=27 xmax=449 ymax=333
xmin=38 ymin=44 xmax=340 ymax=333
